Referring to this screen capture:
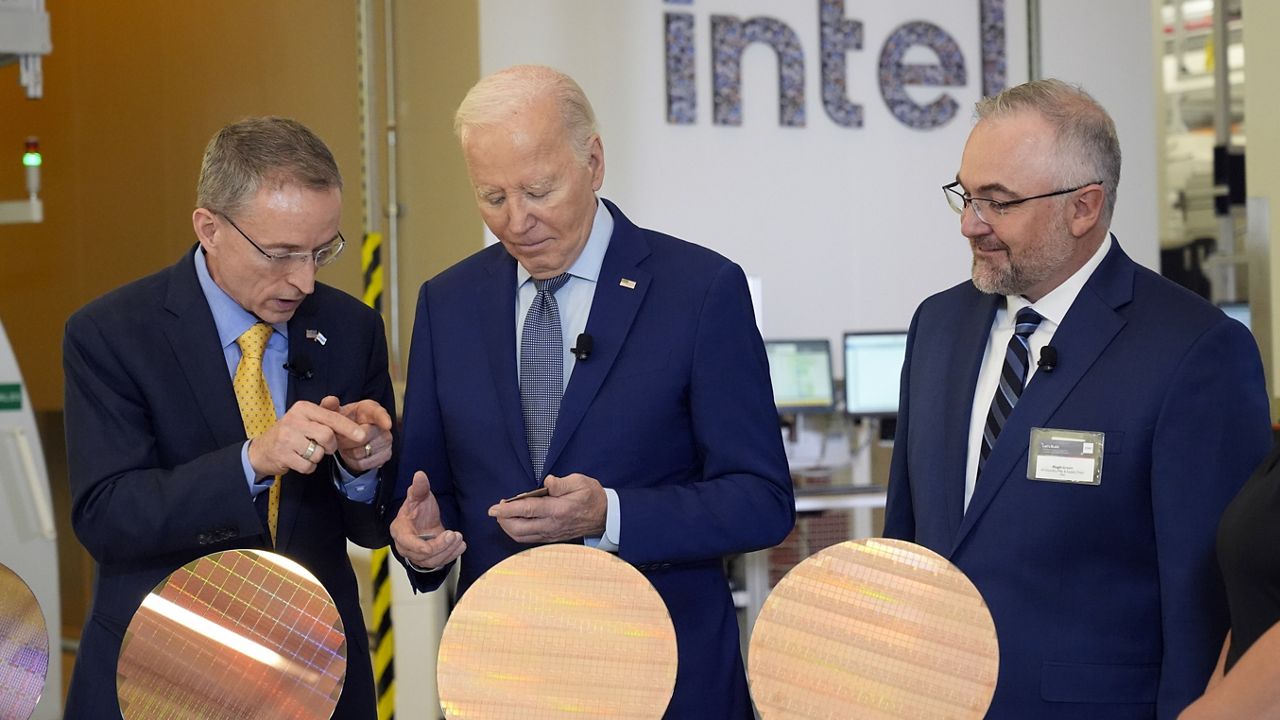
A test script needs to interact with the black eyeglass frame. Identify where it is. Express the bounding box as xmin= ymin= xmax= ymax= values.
xmin=942 ymin=180 xmax=1104 ymax=223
